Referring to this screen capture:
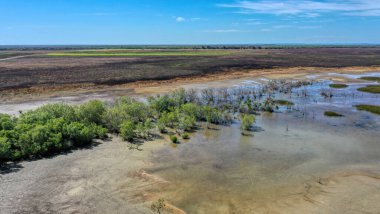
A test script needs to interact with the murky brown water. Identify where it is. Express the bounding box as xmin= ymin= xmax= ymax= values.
xmin=144 ymin=72 xmax=380 ymax=213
